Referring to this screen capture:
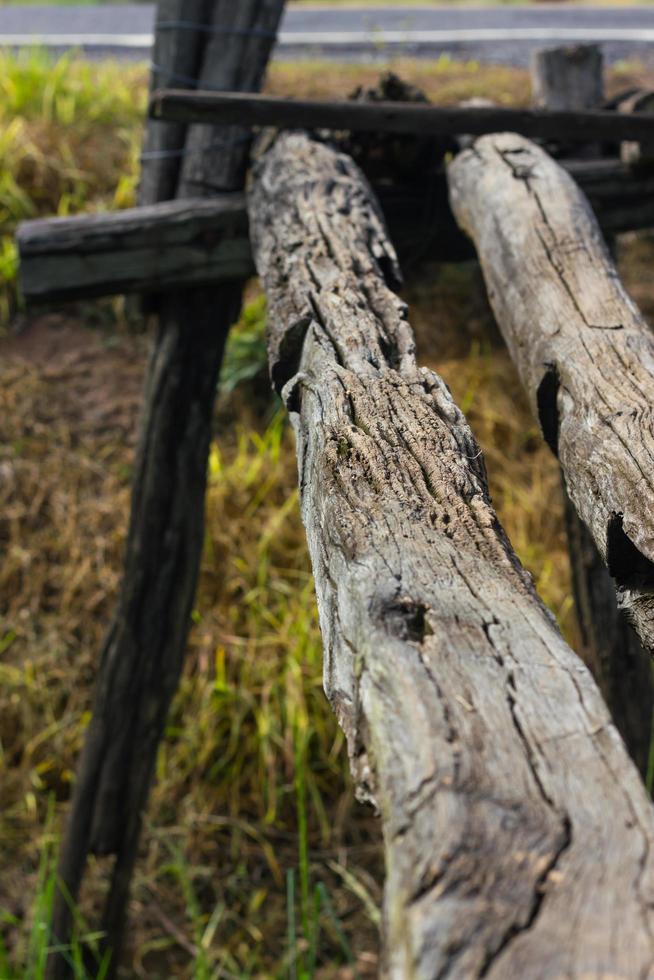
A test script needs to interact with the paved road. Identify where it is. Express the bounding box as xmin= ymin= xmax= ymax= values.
xmin=0 ymin=5 xmax=653 ymax=66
